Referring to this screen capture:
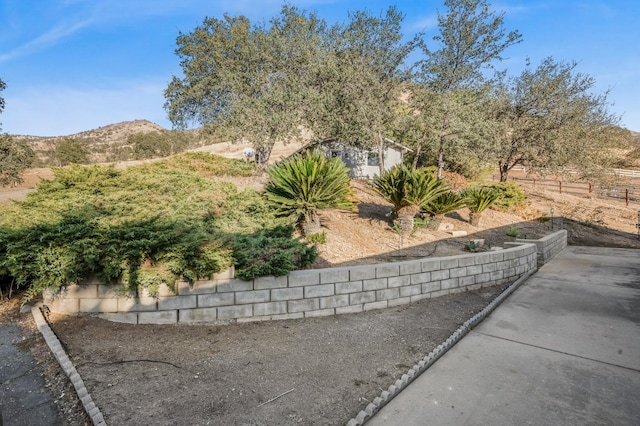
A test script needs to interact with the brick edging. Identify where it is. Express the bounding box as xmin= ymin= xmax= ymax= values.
xmin=31 ymin=304 xmax=107 ymax=426
xmin=345 ymin=268 xmax=536 ymax=426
